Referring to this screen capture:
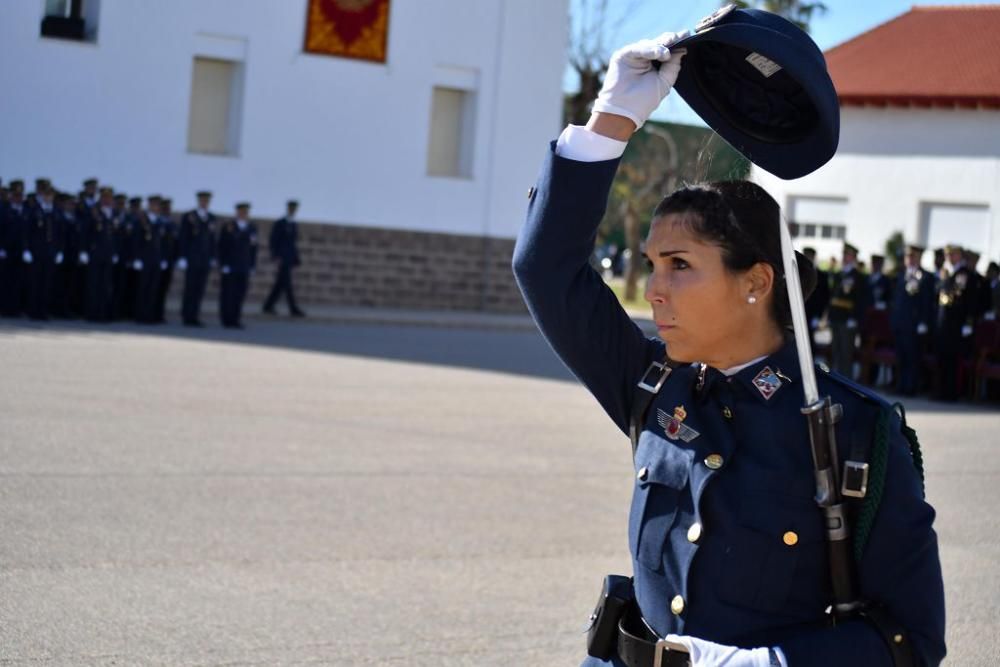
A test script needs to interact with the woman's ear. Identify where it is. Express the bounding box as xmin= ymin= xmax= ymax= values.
xmin=747 ymin=262 xmax=775 ymax=301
